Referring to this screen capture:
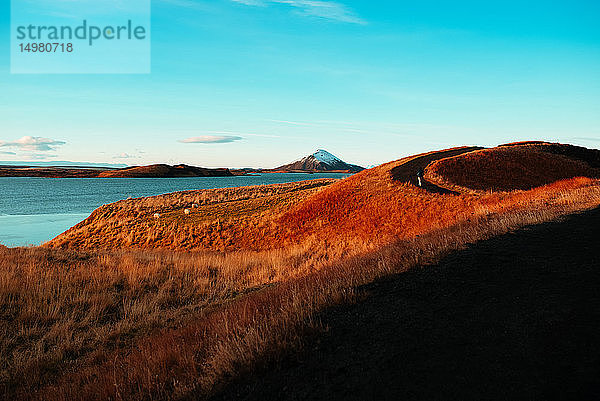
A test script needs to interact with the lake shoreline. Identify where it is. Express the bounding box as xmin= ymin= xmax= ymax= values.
xmin=0 ymin=166 xmax=361 ymax=178
xmin=0 ymin=174 xmax=350 ymax=247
